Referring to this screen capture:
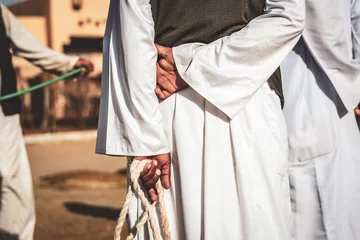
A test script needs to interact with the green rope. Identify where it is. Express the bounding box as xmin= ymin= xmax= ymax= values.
xmin=0 ymin=68 xmax=84 ymax=101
